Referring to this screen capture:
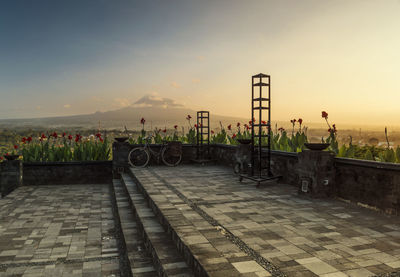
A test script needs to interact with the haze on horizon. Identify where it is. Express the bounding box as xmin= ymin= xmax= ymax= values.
xmin=1 ymin=0 xmax=400 ymax=128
